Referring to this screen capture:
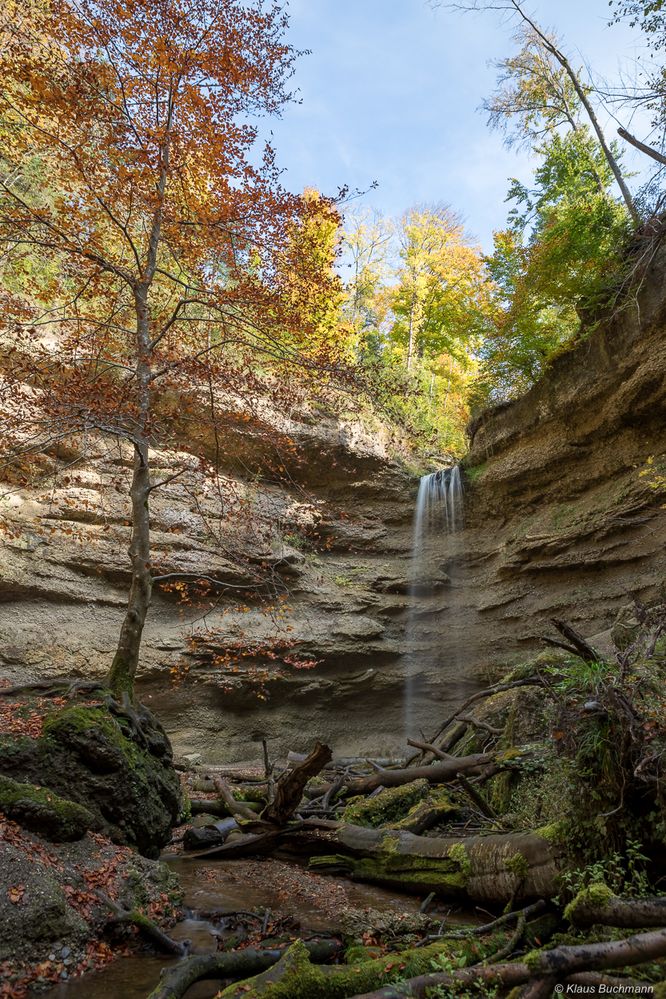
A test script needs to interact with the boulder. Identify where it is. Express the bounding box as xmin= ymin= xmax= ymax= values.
xmin=0 ymin=696 xmax=181 ymax=857
xmin=0 ymin=775 xmax=96 ymax=841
